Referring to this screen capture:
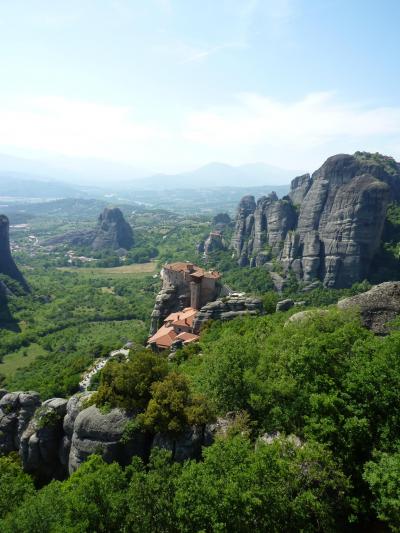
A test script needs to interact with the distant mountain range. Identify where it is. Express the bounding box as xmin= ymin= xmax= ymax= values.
xmin=0 ymin=153 xmax=299 ymax=195
xmin=0 ymin=171 xmax=84 ymax=199
xmin=130 ymin=162 xmax=298 ymax=190
xmin=0 ymin=153 xmax=147 ymax=188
